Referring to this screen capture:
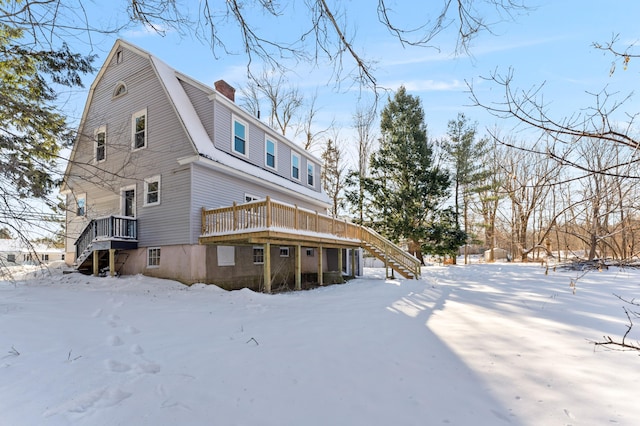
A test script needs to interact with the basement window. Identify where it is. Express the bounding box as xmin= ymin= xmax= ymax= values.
xmin=253 ymin=247 xmax=264 ymax=264
xmin=147 ymin=247 xmax=161 ymax=268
